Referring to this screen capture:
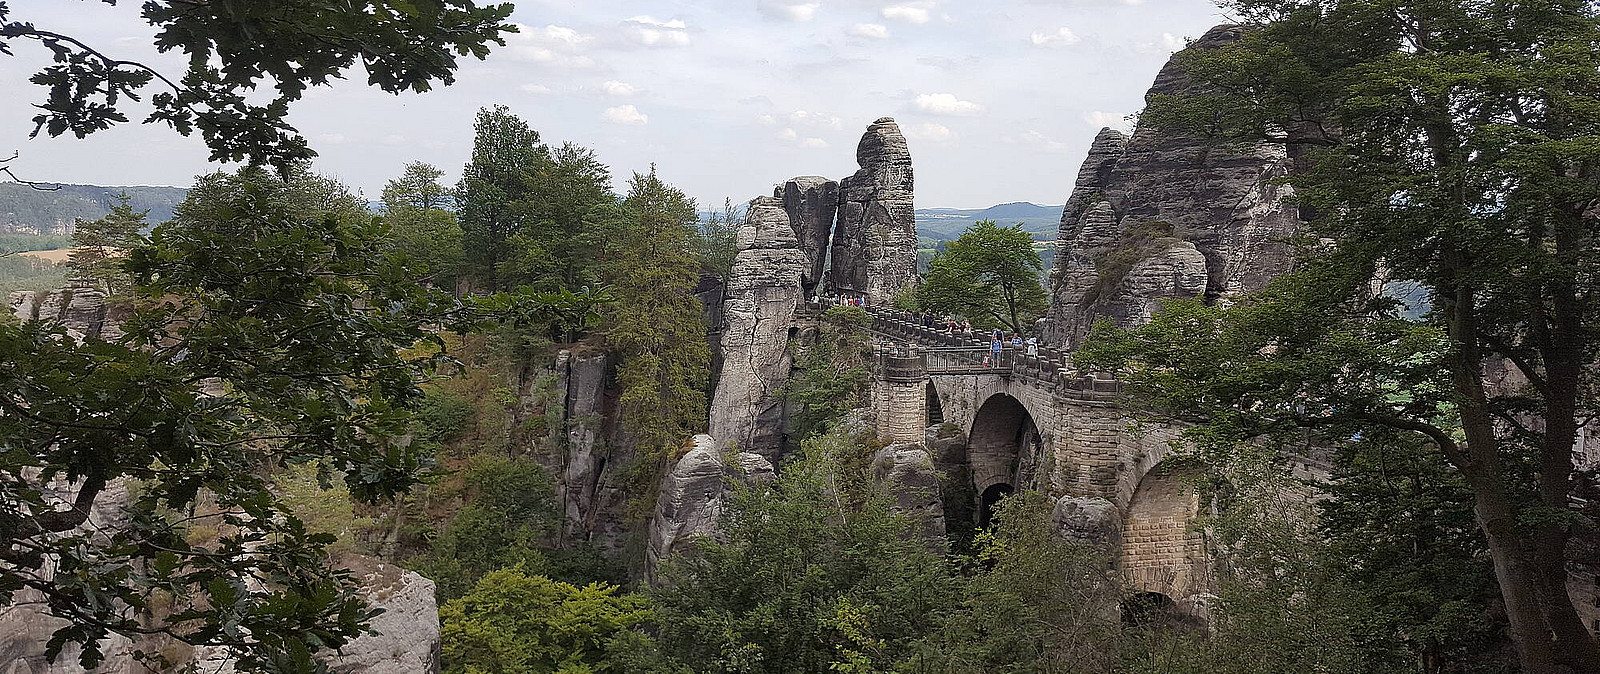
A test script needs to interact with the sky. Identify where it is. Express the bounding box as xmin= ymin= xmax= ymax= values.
xmin=0 ymin=0 xmax=1232 ymax=209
